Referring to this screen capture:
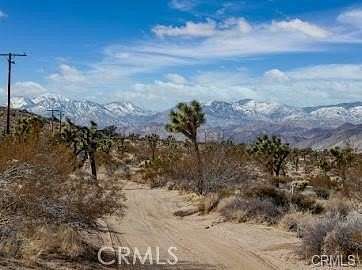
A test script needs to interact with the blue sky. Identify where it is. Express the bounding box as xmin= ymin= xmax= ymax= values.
xmin=1 ymin=0 xmax=362 ymax=110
